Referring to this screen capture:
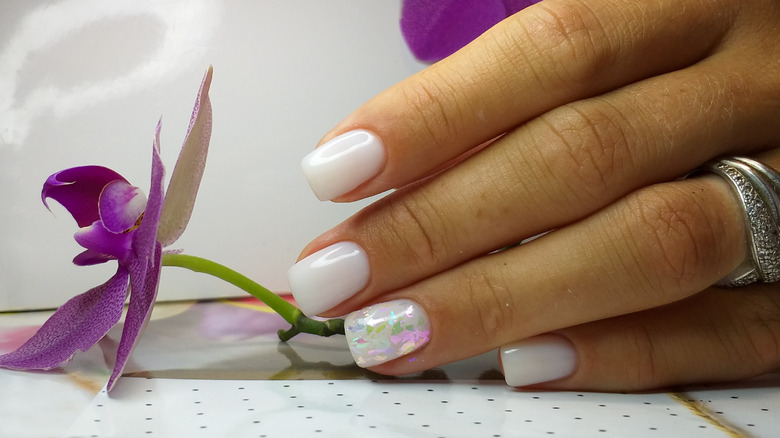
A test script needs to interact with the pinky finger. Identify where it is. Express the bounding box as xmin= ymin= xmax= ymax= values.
xmin=500 ymin=286 xmax=780 ymax=392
